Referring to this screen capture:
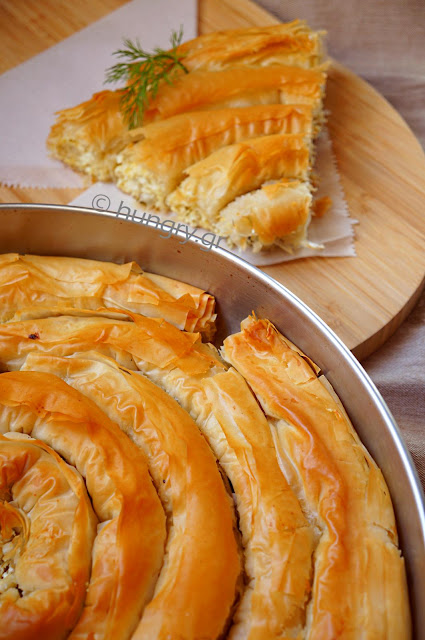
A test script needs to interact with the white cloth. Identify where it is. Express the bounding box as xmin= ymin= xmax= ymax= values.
xmin=0 ymin=0 xmax=197 ymax=188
